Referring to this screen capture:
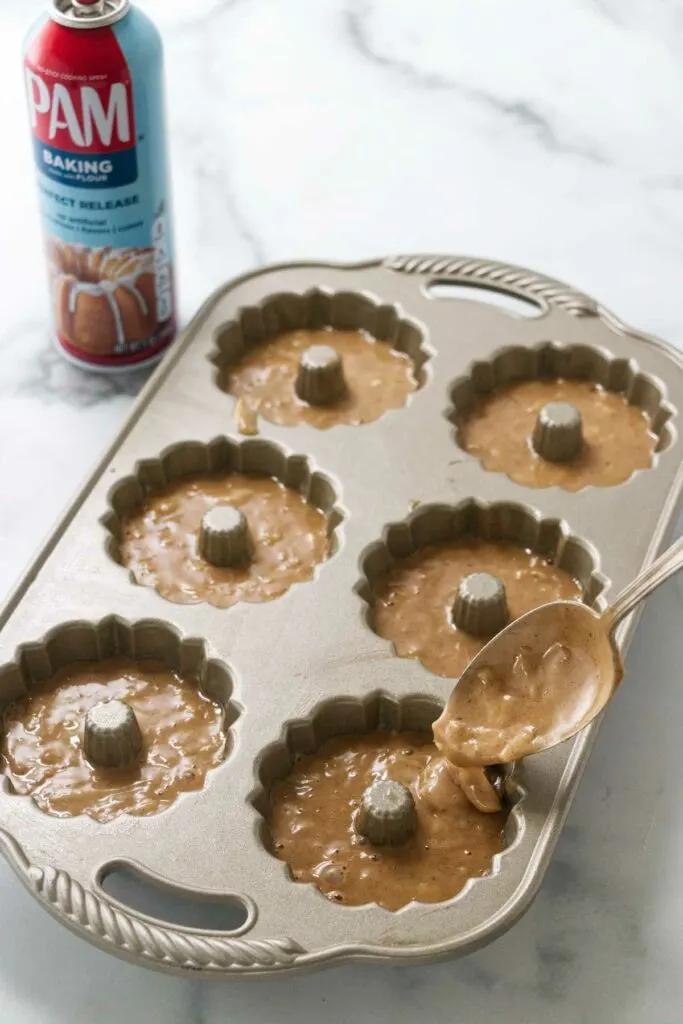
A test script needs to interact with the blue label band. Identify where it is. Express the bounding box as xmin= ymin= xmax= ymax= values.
xmin=35 ymin=139 xmax=138 ymax=188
